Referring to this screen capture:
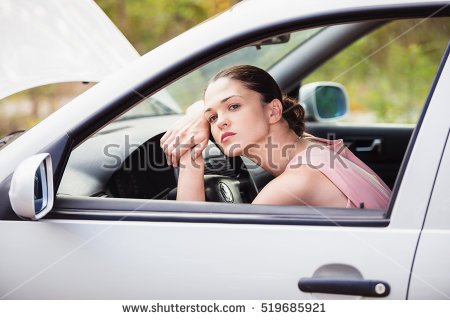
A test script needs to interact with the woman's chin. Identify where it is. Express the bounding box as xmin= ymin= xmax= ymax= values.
xmin=222 ymin=144 xmax=243 ymax=157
